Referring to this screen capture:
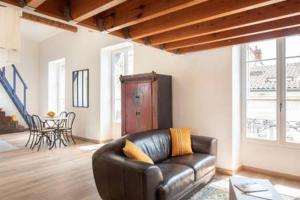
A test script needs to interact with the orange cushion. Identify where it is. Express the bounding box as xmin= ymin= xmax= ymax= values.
xmin=170 ymin=128 xmax=193 ymax=156
xmin=122 ymin=139 xmax=154 ymax=164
